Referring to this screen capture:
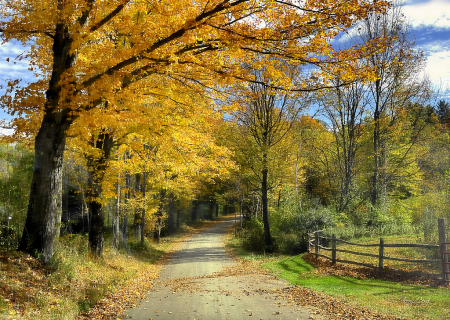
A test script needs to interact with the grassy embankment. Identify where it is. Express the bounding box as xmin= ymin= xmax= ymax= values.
xmin=227 ymin=234 xmax=450 ymax=320
xmin=0 ymin=220 xmax=220 ymax=320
